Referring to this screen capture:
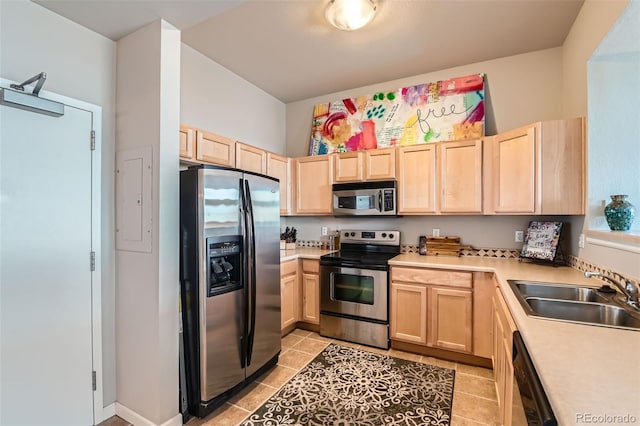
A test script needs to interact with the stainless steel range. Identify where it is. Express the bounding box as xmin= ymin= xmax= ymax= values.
xmin=319 ymin=230 xmax=400 ymax=349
